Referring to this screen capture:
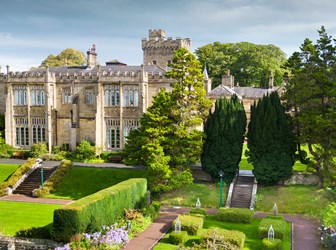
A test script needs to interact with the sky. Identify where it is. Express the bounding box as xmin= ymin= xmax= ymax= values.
xmin=1 ymin=0 xmax=336 ymax=72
